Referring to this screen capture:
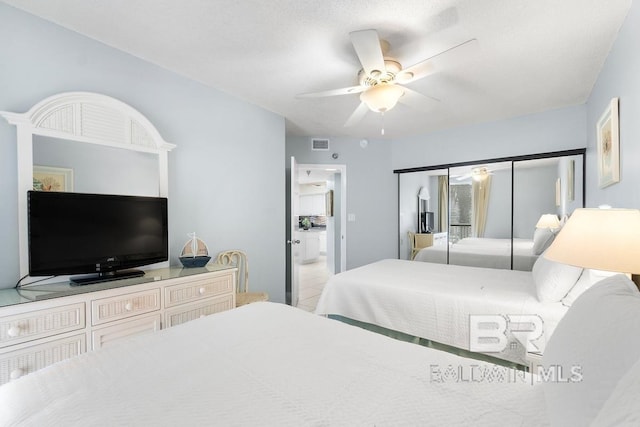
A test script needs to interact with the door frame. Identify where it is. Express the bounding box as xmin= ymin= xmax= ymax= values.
xmin=296 ymin=162 xmax=347 ymax=273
